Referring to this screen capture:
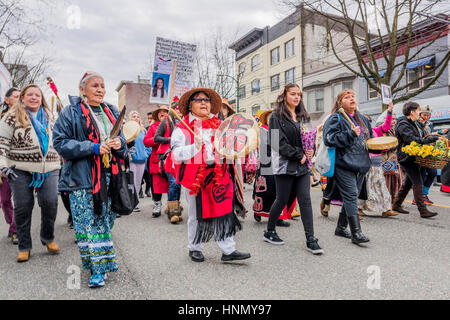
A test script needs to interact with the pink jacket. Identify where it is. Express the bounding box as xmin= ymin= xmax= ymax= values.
xmin=370 ymin=112 xmax=392 ymax=157
xmin=372 ymin=113 xmax=392 ymax=137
